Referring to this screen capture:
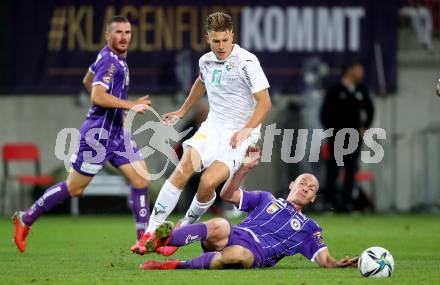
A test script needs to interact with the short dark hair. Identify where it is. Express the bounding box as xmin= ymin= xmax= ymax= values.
xmin=205 ymin=12 xmax=233 ymax=32
xmin=341 ymin=59 xmax=362 ymax=76
xmin=107 ymin=15 xmax=129 ymax=31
